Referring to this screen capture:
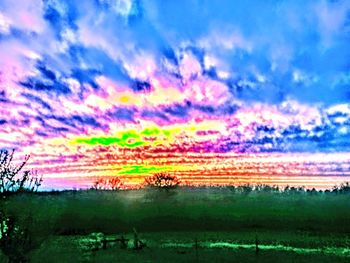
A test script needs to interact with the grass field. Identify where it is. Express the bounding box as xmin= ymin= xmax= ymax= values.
xmin=1 ymin=187 xmax=350 ymax=262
